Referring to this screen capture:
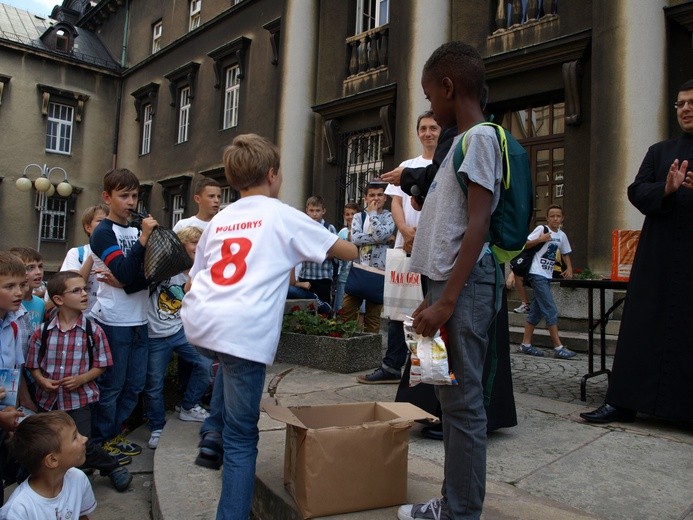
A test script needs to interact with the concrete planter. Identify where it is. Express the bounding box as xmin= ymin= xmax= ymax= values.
xmin=547 ymin=284 xmax=614 ymax=319
xmin=275 ymin=332 xmax=381 ymax=373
